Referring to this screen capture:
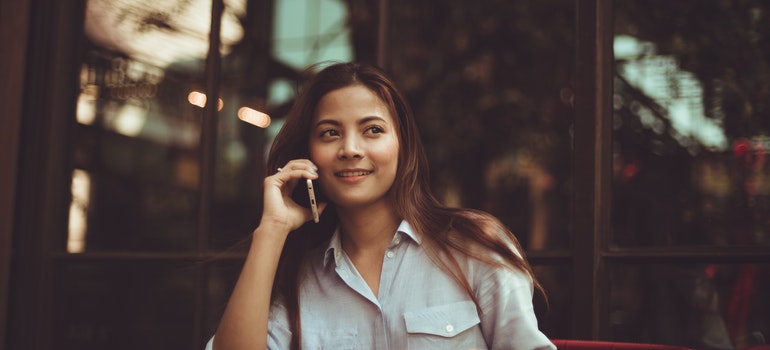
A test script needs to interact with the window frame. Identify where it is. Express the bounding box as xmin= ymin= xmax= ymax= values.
xmin=0 ymin=0 xmax=32 ymax=347
xmin=572 ymin=0 xmax=614 ymax=339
